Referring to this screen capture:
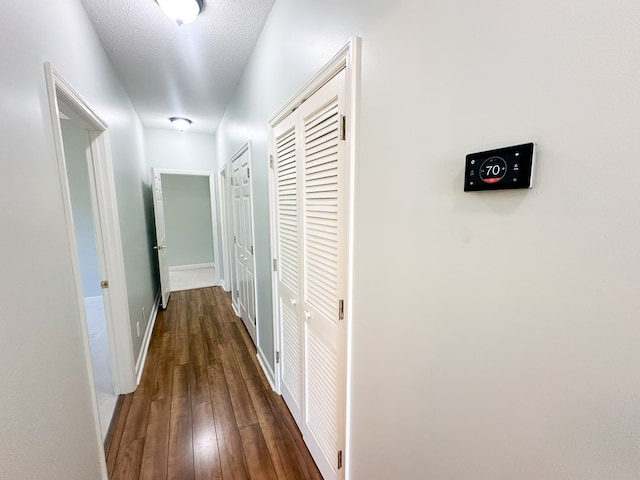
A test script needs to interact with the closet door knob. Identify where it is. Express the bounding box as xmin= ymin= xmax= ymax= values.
xmin=304 ymin=310 xmax=311 ymax=320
